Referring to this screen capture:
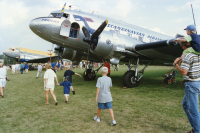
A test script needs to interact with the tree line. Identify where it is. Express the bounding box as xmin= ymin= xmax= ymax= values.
xmin=0 ymin=54 xmax=19 ymax=65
